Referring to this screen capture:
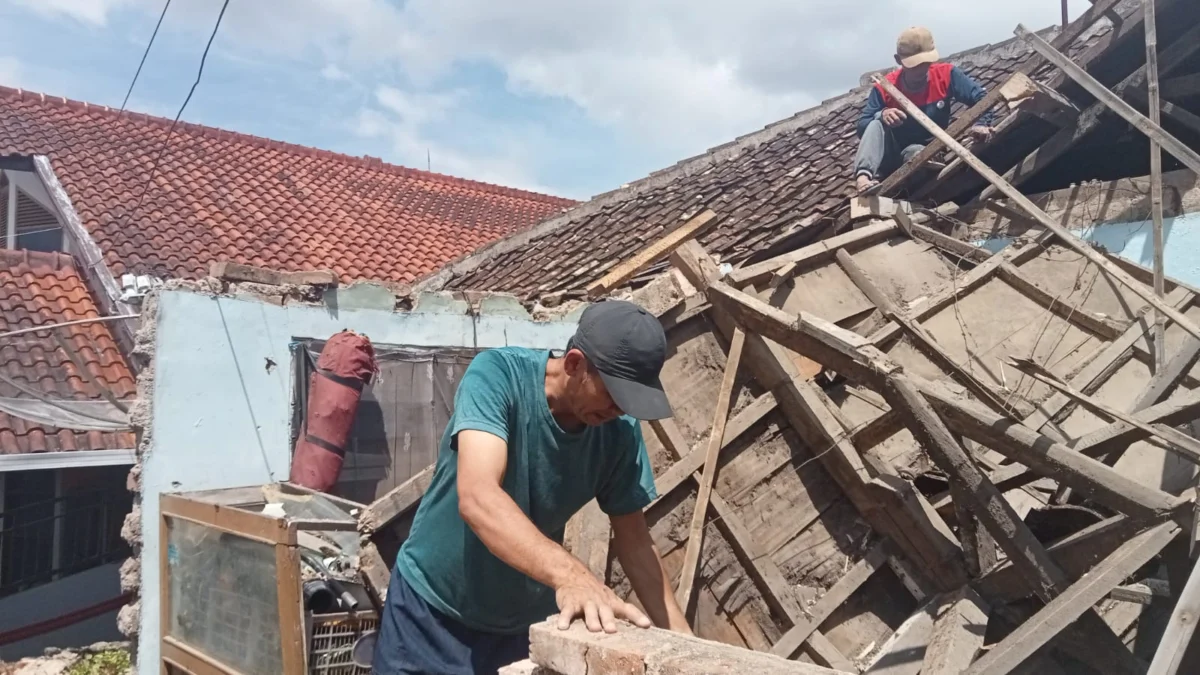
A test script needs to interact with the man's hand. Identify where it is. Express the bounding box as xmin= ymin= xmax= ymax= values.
xmin=555 ymin=569 xmax=652 ymax=634
xmin=882 ymin=108 xmax=907 ymax=127
xmin=968 ymin=125 xmax=994 ymax=142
